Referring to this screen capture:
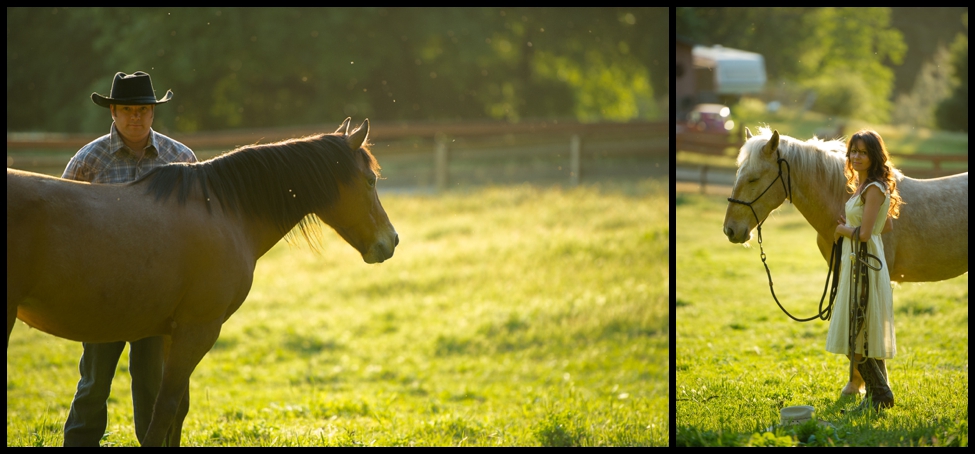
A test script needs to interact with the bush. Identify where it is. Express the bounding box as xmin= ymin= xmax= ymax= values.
xmin=804 ymin=69 xmax=872 ymax=119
